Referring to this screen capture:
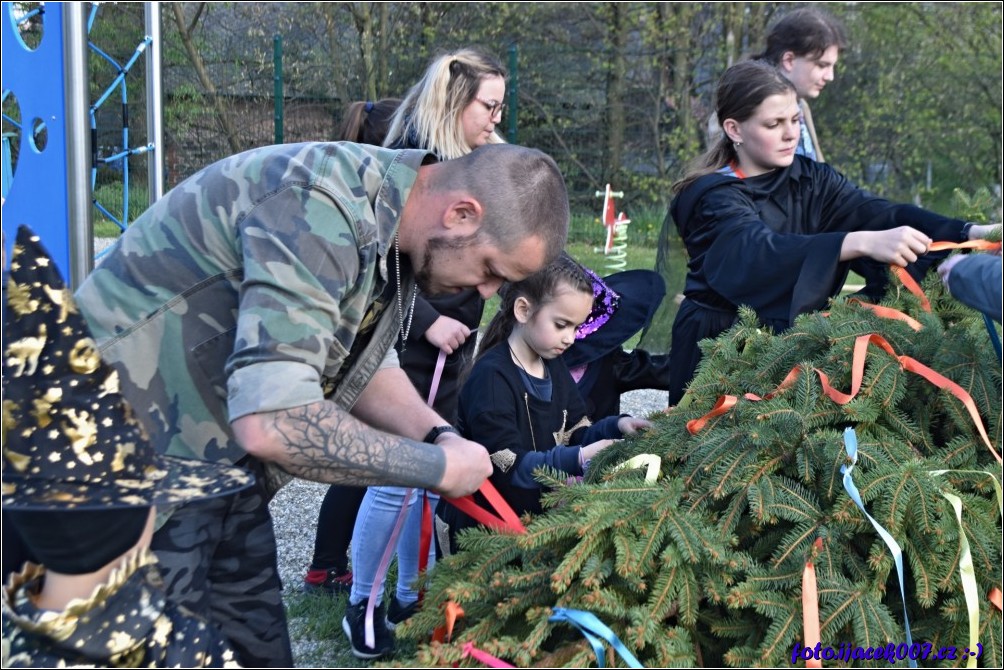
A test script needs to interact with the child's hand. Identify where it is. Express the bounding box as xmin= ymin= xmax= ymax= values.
xmin=580 ymin=438 xmax=617 ymax=461
xmin=424 ymin=315 xmax=472 ymax=354
xmin=617 ymin=416 xmax=652 ymax=436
